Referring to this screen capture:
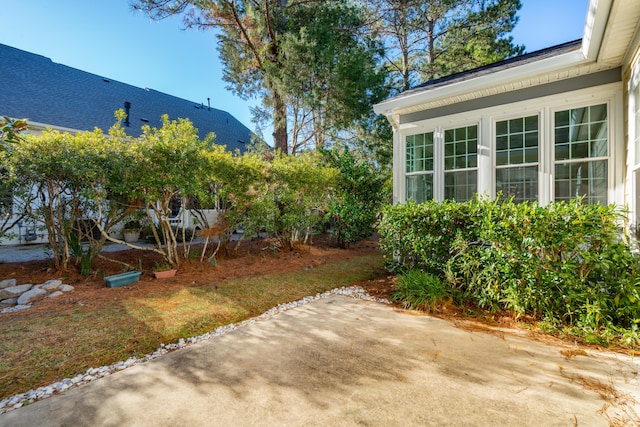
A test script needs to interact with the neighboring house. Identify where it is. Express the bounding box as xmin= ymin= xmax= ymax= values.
xmin=374 ymin=0 xmax=640 ymax=227
xmin=0 ymin=43 xmax=255 ymax=245
xmin=0 ymin=43 xmax=254 ymax=149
